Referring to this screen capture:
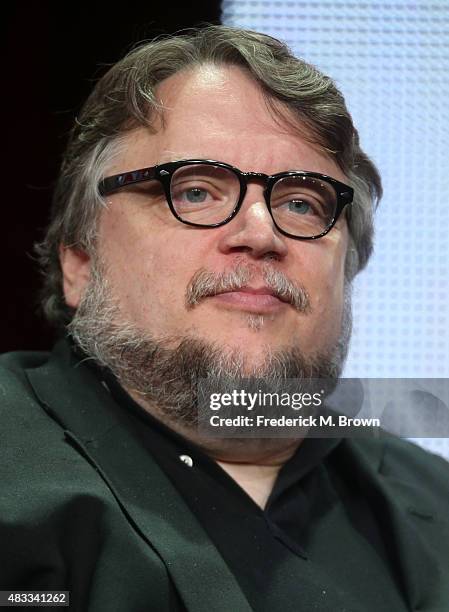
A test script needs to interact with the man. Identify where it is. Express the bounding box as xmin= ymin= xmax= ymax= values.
xmin=1 ymin=26 xmax=448 ymax=611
